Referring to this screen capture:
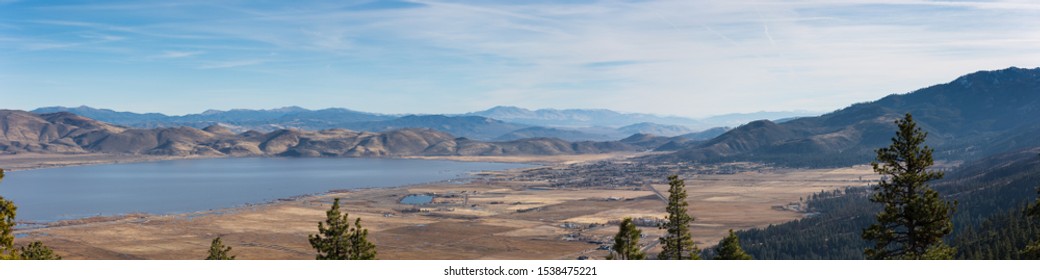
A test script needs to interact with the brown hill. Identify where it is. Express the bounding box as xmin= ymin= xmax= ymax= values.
xmin=0 ymin=110 xmax=639 ymax=158
xmin=0 ymin=110 xmax=122 ymax=153
xmin=202 ymin=124 xmax=235 ymax=136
